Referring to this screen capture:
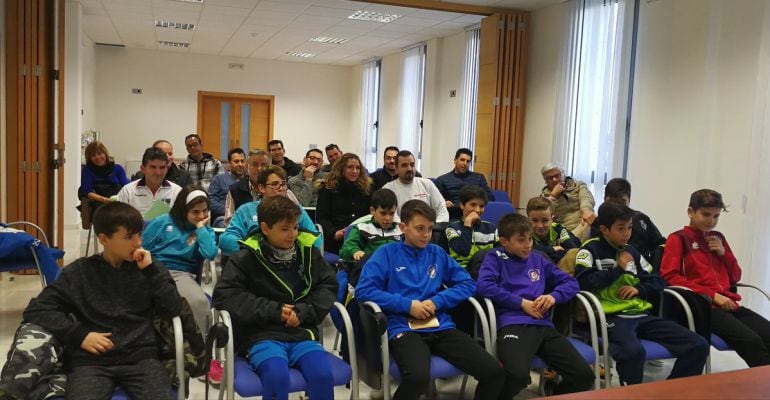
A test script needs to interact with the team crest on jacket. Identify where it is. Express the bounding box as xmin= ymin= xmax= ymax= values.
xmin=428 ymin=265 xmax=437 ymax=279
xmin=528 ymin=269 xmax=540 ymax=282
xmin=692 ymin=242 xmax=699 ymax=250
